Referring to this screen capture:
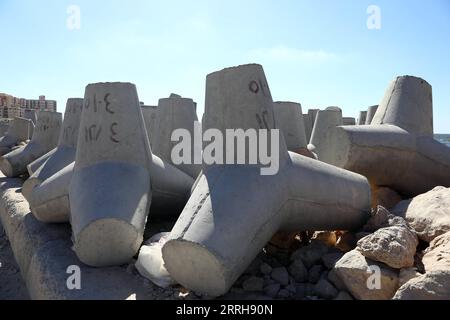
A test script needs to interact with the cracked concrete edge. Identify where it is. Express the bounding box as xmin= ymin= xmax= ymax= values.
xmin=0 ymin=173 xmax=154 ymax=300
